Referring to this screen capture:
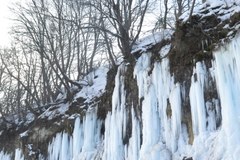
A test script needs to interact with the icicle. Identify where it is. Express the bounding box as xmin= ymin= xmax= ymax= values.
xmin=125 ymin=107 xmax=140 ymax=160
xmin=206 ymin=101 xmax=216 ymax=131
xmin=152 ymin=60 xmax=171 ymax=137
xmin=72 ymin=117 xmax=83 ymax=160
xmin=48 ymin=132 xmax=62 ymax=160
xmin=169 ymin=83 xmax=182 ymax=152
xmin=47 ymin=107 xmax=101 ymax=160
xmin=188 ymin=36 xmax=240 ymax=160
xmin=189 ymin=62 xmax=207 ymax=136
xmin=134 ymin=52 xmax=175 ymax=159
xmin=48 ymin=132 xmax=71 ymax=160
xmin=102 ymin=64 xmax=127 ymax=160
xmin=134 ymin=53 xmax=151 ymax=98
xmin=60 ymin=133 xmax=71 ymax=160
xmin=79 ymin=109 xmax=101 ymax=160
xmin=214 ymin=35 xmax=240 ymax=157
xmin=41 ymin=35 xmax=240 ymax=160
xmin=139 ymin=84 xmax=161 ymax=159
xmin=0 ymin=151 xmax=11 ymax=160
xmin=14 ymin=149 xmax=24 ymax=160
